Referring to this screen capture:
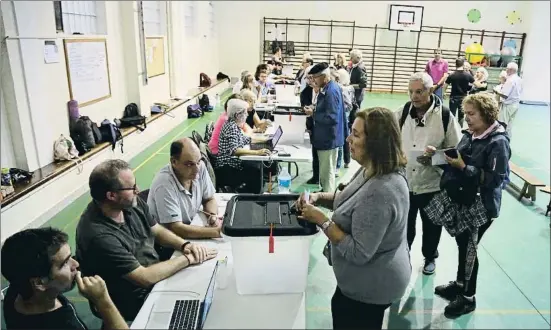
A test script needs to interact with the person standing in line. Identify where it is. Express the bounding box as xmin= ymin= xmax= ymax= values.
xmin=348 ymin=49 xmax=368 ymax=113
xmin=493 ymin=62 xmax=522 ymax=140
xmin=397 ymin=72 xmax=462 ymax=276
xmin=445 ymin=58 xmax=475 ymax=127
xmin=296 ymin=107 xmax=412 ymax=330
xmin=304 ymin=62 xmax=345 ymax=193
xmin=425 ymin=48 xmax=449 ymax=101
